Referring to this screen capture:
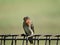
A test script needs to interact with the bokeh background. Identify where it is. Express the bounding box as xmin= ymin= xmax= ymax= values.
xmin=0 ymin=0 xmax=60 ymax=45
